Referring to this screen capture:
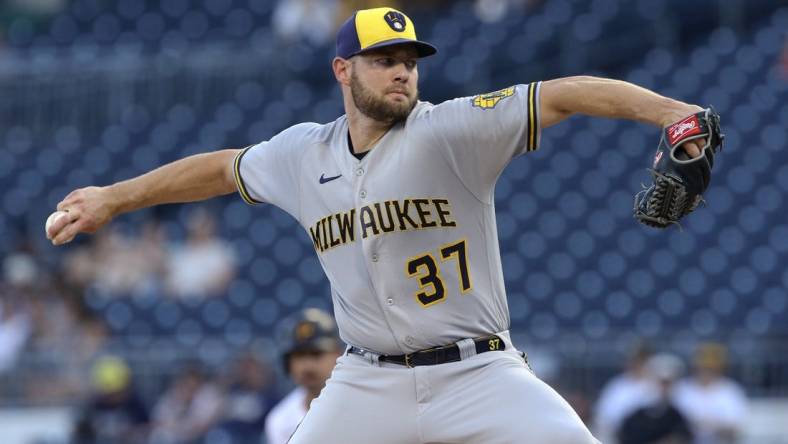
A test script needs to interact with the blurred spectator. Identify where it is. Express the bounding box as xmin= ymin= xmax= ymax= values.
xmin=617 ymin=354 xmax=693 ymax=444
xmin=4 ymin=0 xmax=65 ymax=14
xmin=0 ymin=295 xmax=31 ymax=373
xmin=165 ymin=208 xmax=236 ymax=299
xmin=149 ymin=365 xmax=224 ymax=444
xmin=81 ymin=228 xmax=139 ymax=294
xmin=133 ymin=221 xmax=170 ymax=295
xmin=0 ymin=250 xmax=35 ymax=373
xmin=272 ymin=0 xmax=340 ymax=46
xmin=593 ymin=341 xmax=659 ymax=443
xmin=215 ymin=351 xmax=280 ymax=444
xmin=265 ymin=309 xmax=343 ymax=444
xmin=673 ymin=343 xmax=747 ymax=444
xmin=472 ymin=0 xmax=543 ymax=23
xmin=62 ymin=223 xmax=168 ymax=297
xmin=26 ymin=317 xmax=110 ymax=403
xmin=71 ymin=356 xmax=150 ymax=444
